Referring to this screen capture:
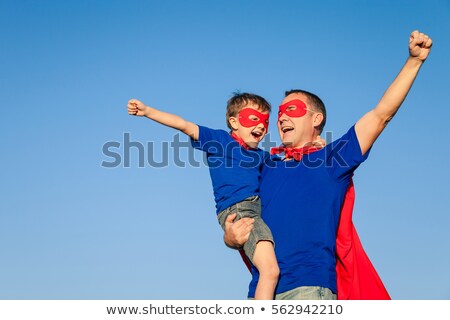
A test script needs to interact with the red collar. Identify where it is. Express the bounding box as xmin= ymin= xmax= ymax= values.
xmin=231 ymin=132 xmax=256 ymax=150
xmin=270 ymin=145 xmax=321 ymax=161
